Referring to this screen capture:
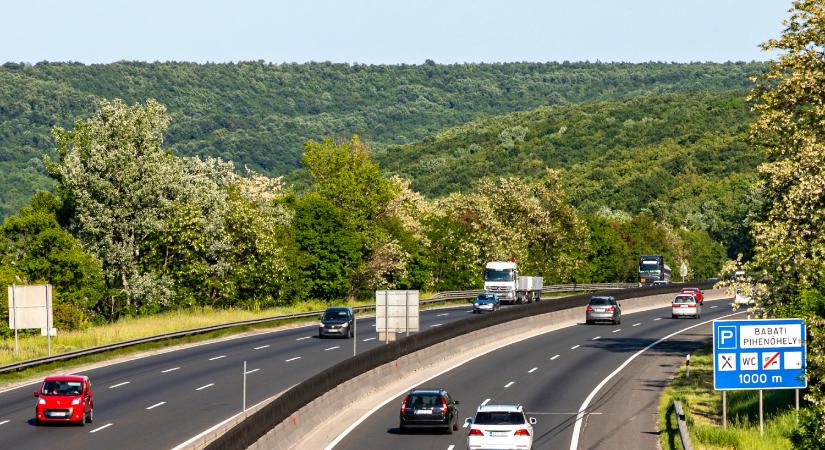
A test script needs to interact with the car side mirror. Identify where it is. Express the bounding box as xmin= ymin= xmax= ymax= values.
xmin=33 ymin=391 xmax=39 ymax=398
xmin=454 ymin=400 xmax=460 ymax=405
xmin=465 ymin=417 xmax=473 ymax=426
xmin=529 ymin=417 xmax=537 ymax=425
